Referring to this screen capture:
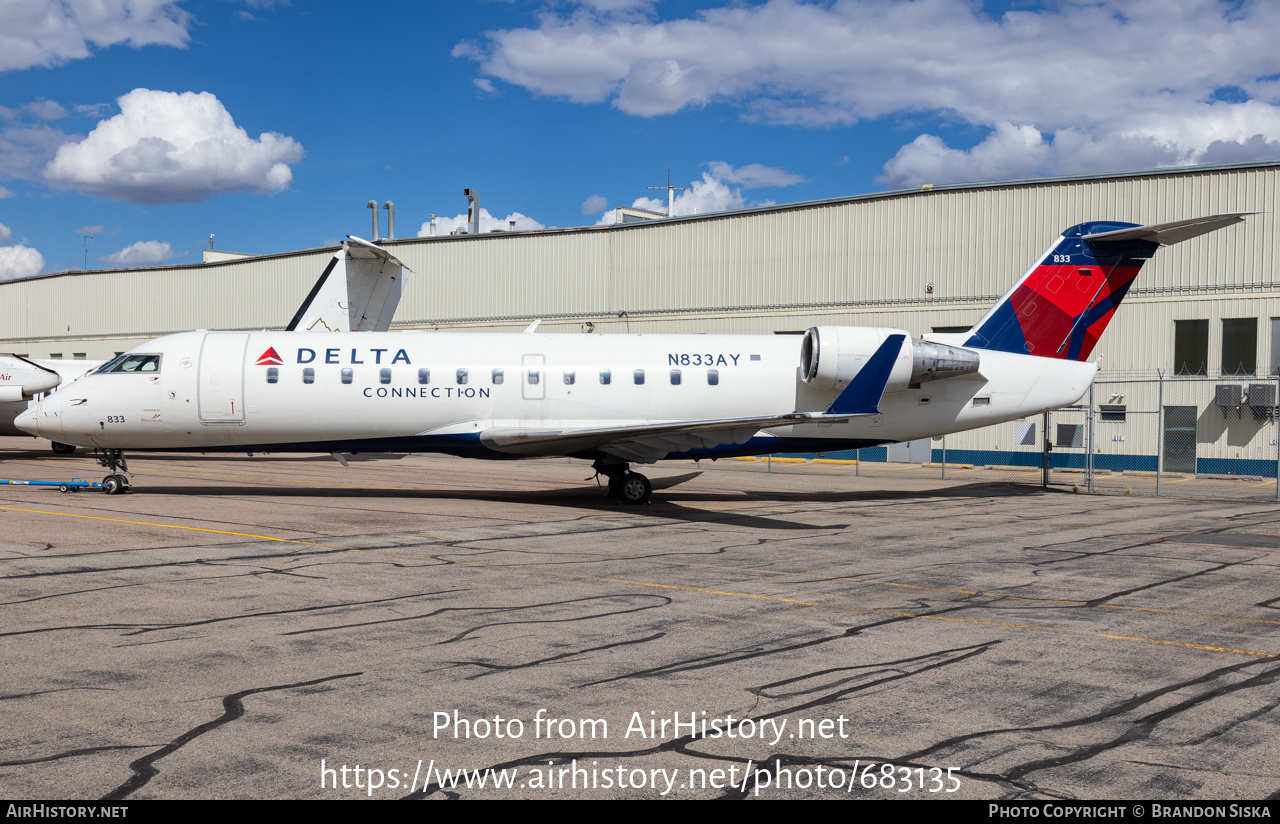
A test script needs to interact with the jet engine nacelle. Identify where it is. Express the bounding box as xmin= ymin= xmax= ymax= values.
xmin=799 ymin=326 xmax=980 ymax=393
